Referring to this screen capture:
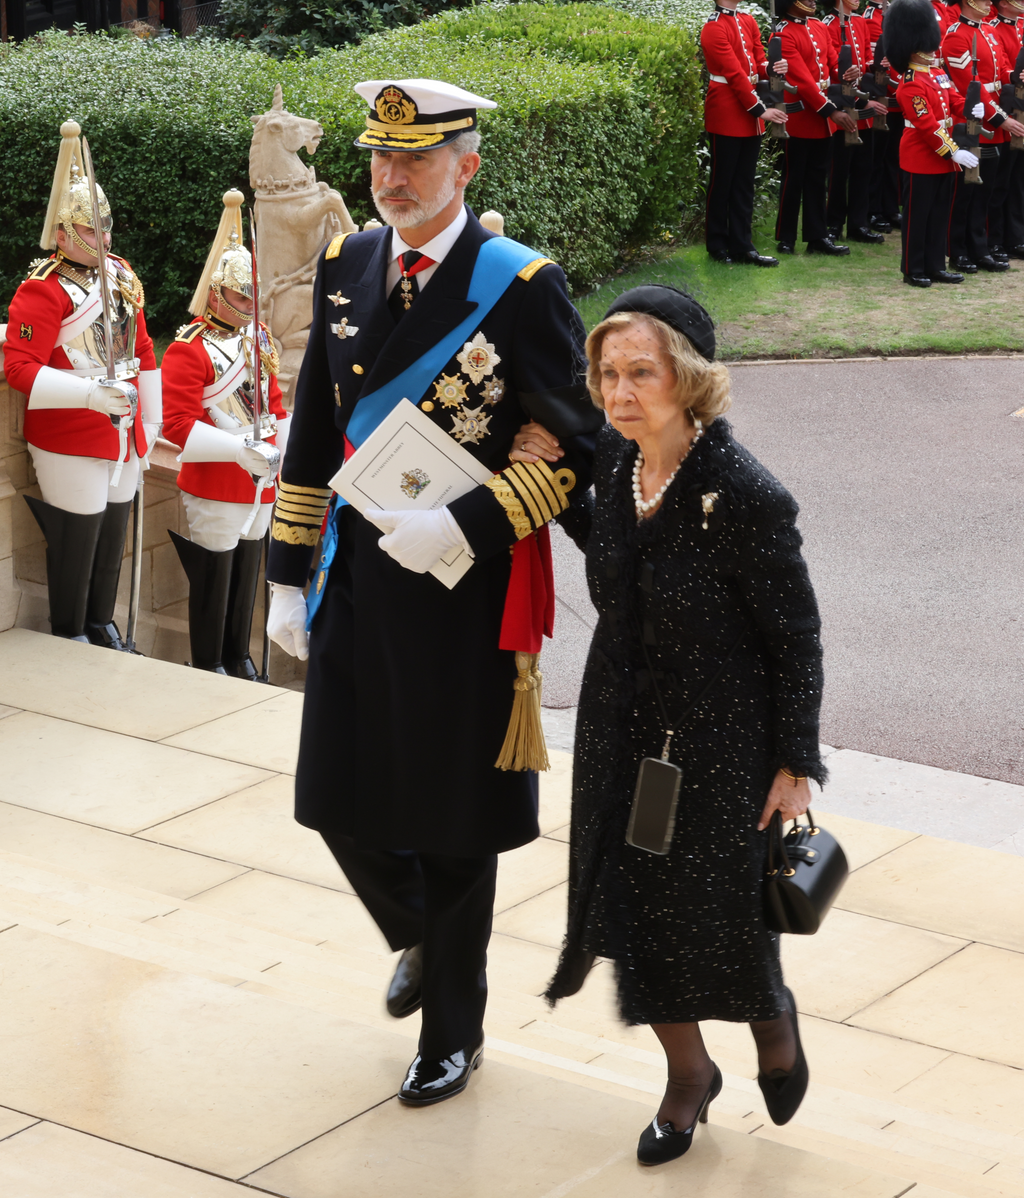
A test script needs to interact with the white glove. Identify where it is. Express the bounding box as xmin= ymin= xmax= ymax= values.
xmin=267 ymin=583 xmax=309 ymax=660
xmin=87 ymin=379 xmax=136 ymax=418
xmin=971 ymin=102 xmax=985 ymax=119
xmin=953 ymin=148 xmax=979 ymax=169
xmin=366 ymin=507 xmax=469 ymax=574
xmin=236 ymin=438 xmax=280 ymax=479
